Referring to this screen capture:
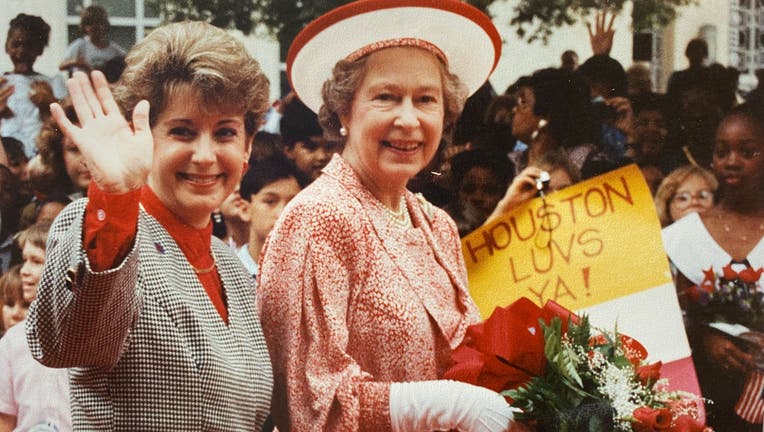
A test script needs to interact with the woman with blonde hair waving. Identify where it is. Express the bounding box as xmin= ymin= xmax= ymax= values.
xmin=27 ymin=22 xmax=273 ymax=431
